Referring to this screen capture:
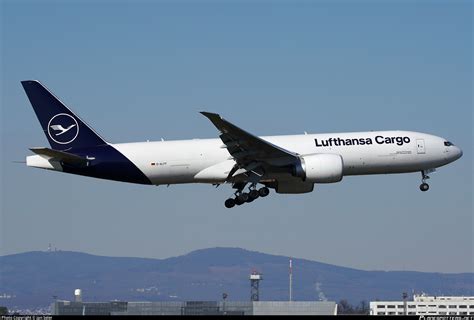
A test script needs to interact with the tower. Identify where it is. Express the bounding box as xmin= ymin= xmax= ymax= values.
xmin=289 ymin=258 xmax=293 ymax=302
xmin=250 ymin=270 xmax=262 ymax=301
xmin=402 ymin=292 xmax=408 ymax=315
